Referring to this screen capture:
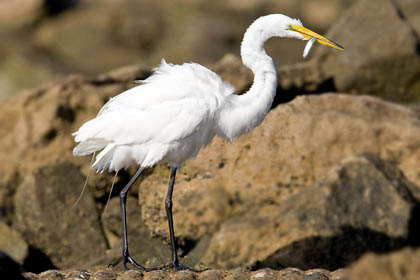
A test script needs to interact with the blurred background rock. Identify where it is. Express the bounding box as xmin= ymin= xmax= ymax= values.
xmin=0 ymin=0 xmax=353 ymax=101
